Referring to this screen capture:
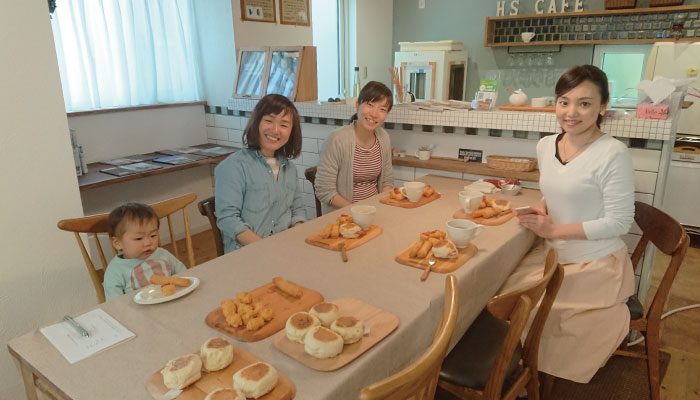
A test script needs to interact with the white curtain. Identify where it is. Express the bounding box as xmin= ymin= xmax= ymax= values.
xmin=51 ymin=0 xmax=203 ymax=112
